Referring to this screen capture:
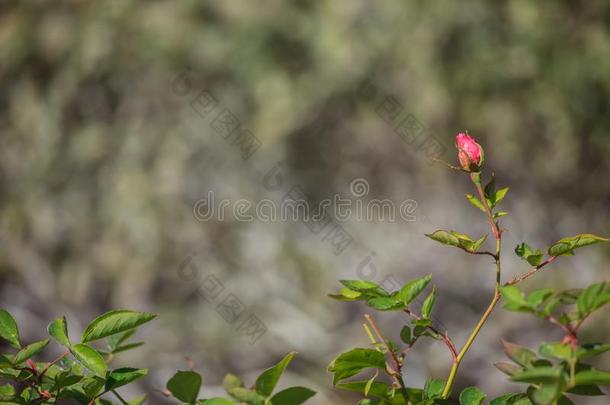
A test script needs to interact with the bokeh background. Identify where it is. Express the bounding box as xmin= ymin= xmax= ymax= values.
xmin=1 ymin=1 xmax=609 ymax=403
